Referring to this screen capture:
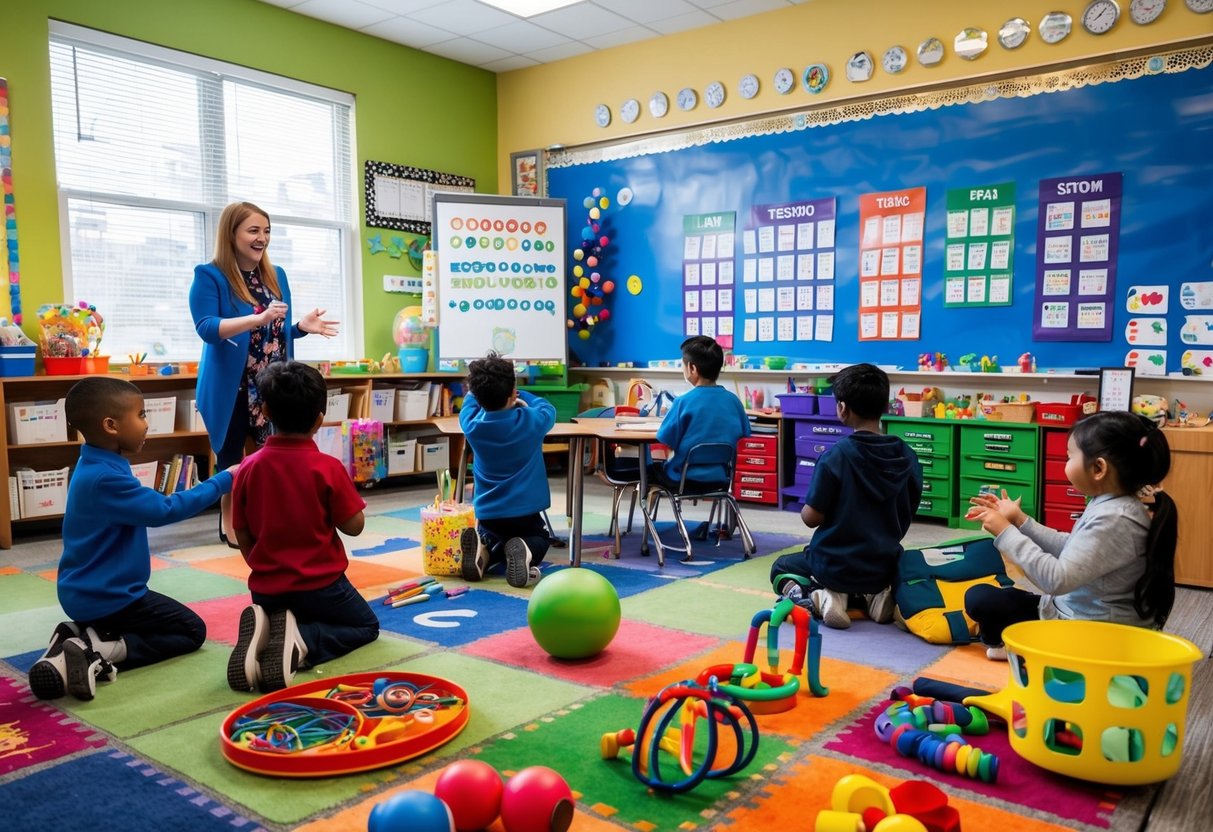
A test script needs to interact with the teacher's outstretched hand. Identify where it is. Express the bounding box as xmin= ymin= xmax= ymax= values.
xmin=300 ymin=308 xmax=339 ymax=338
